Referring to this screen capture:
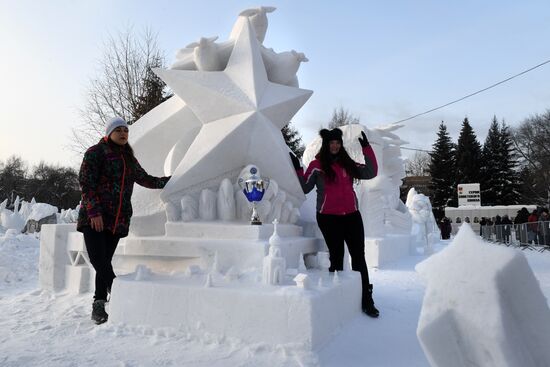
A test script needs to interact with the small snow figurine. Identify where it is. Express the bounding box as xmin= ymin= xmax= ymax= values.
xmin=262 ymin=219 xmax=286 ymax=285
